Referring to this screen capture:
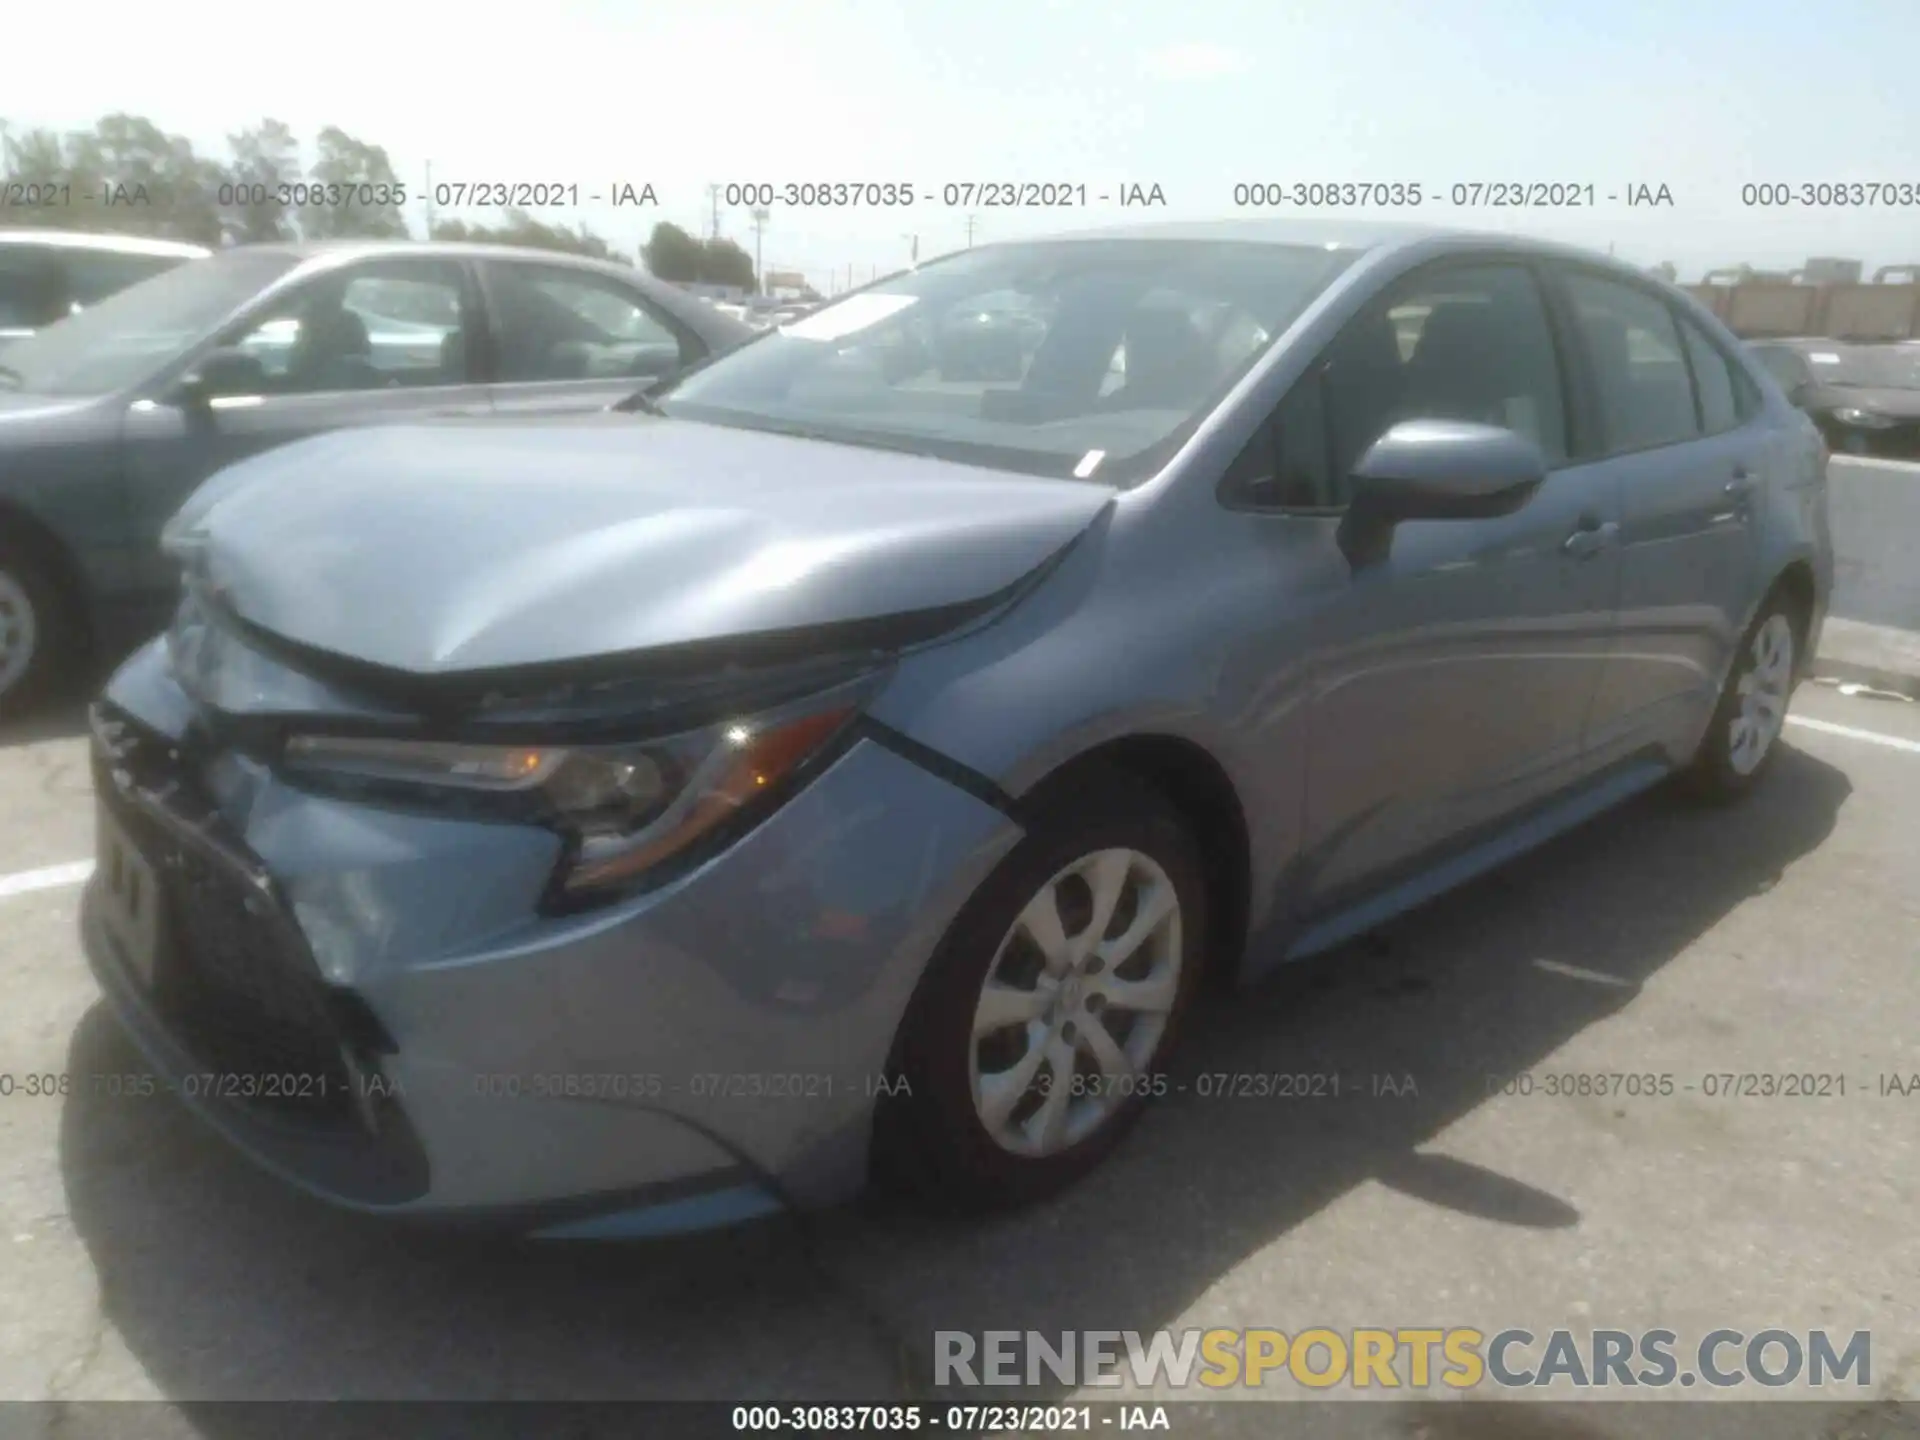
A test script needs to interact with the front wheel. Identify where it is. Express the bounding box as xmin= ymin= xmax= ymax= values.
xmin=874 ymin=768 xmax=1208 ymax=1210
xmin=1683 ymin=598 xmax=1800 ymax=801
